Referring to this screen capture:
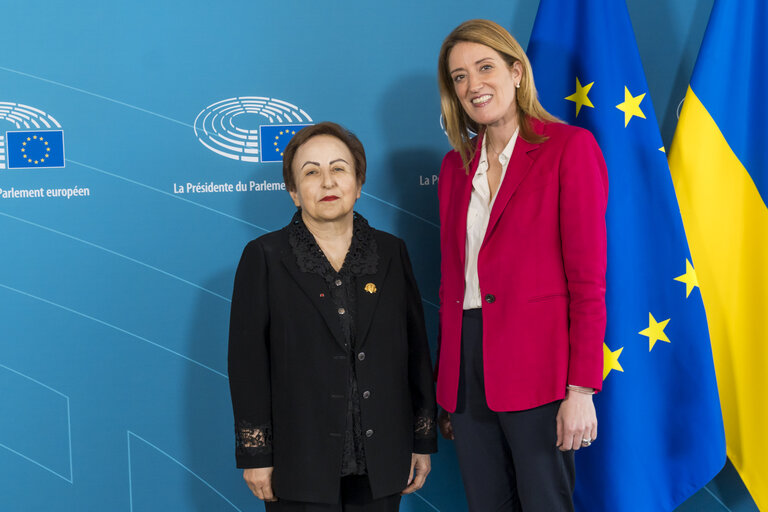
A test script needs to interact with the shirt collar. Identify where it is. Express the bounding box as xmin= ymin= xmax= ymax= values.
xmin=287 ymin=210 xmax=379 ymax=277
xmin=478 ymin=127 xmax=520 ymax=172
